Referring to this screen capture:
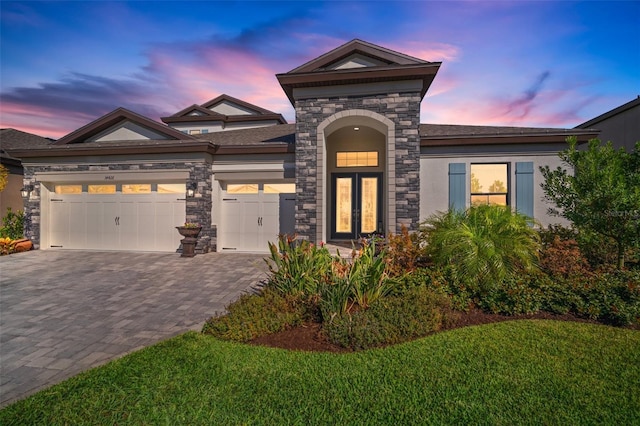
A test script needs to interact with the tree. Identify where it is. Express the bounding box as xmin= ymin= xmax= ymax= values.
xmin=540 ymin=137 xmax=640 ymax=269
xmin=470 ymin=173 xmax=482 ymax=193
xmin=488 ymin=180 xmax=506 ymax=193
xmin=0 ymin=164 xmax=8 ymax=192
